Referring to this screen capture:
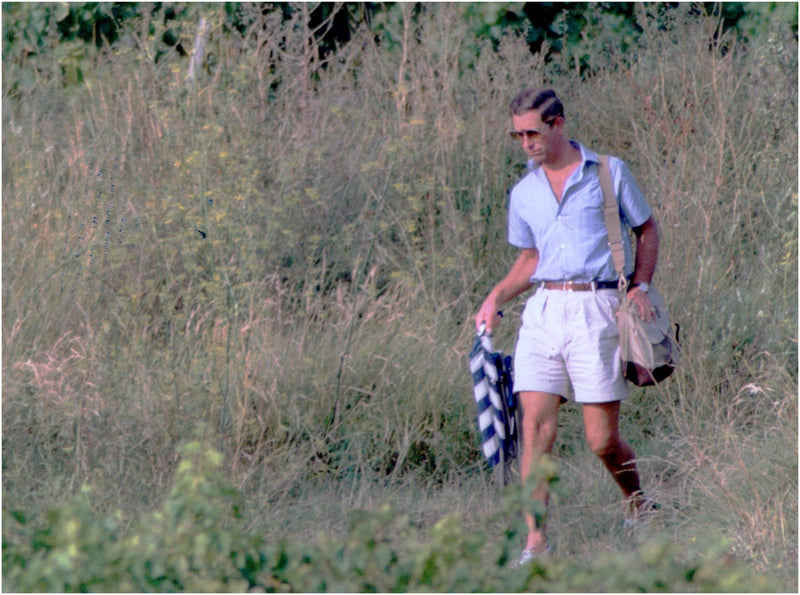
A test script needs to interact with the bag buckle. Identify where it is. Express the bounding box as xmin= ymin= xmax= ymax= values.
xmin=618 ymin=275 xmax=629 ymax=293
